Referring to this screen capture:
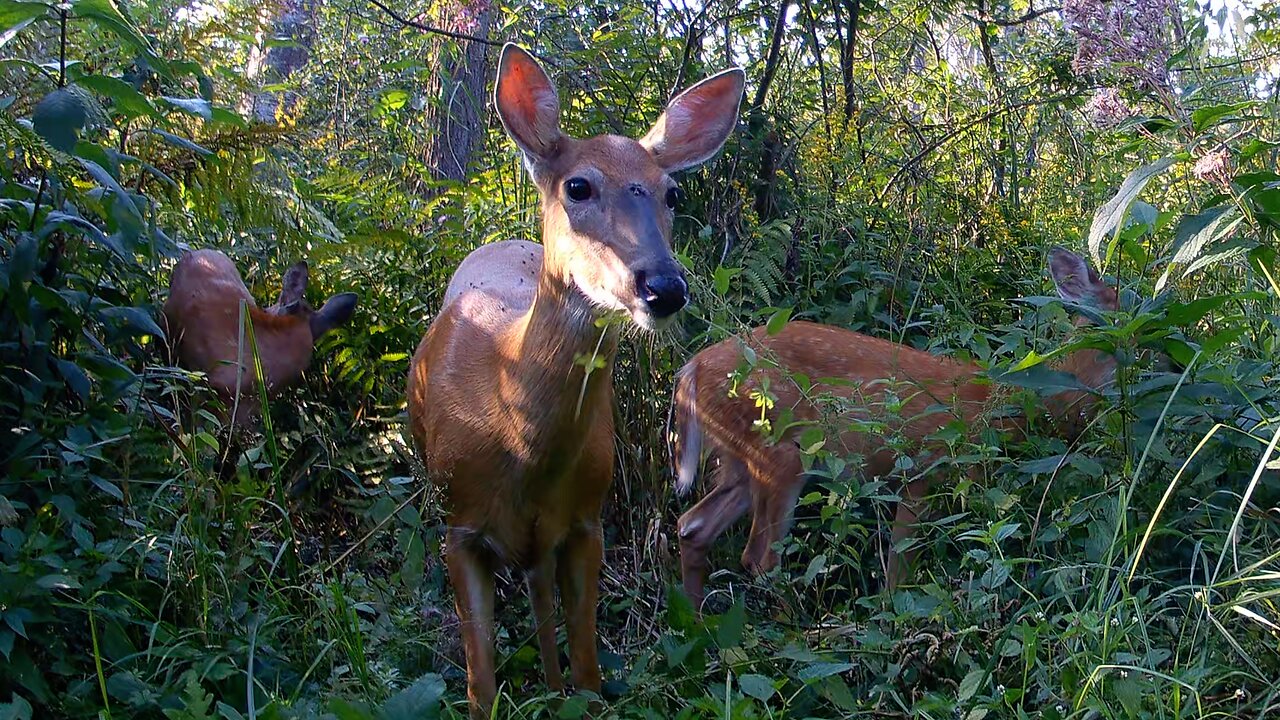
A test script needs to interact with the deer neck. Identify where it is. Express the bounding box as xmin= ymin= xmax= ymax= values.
xmin=500 ymin=223 xmax=620 ymax=434
xmin=244 ymin=306 xmax=313 ymax=393
xmin=1040 ymin=346 xmax=1117 ymax=441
